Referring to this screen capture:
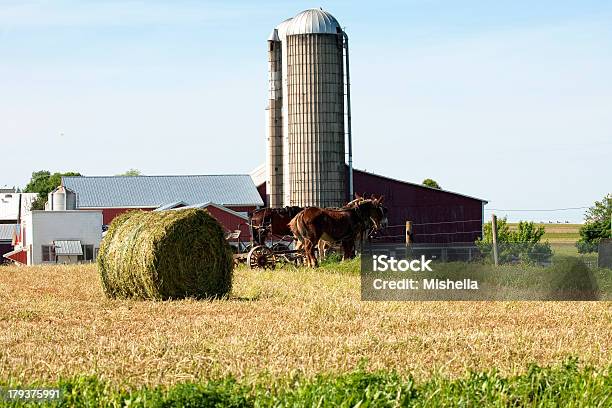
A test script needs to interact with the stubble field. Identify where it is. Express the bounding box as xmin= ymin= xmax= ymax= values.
xmin=0 ymin=263 xmax=609 ymax=390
